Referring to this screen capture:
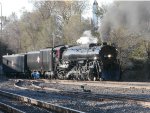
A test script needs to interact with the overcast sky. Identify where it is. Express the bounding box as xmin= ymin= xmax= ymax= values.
xmin=0 ymin=0 xmax=33 ymax=17
xmin=0 ymin=0 xmax=113 ymax=18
